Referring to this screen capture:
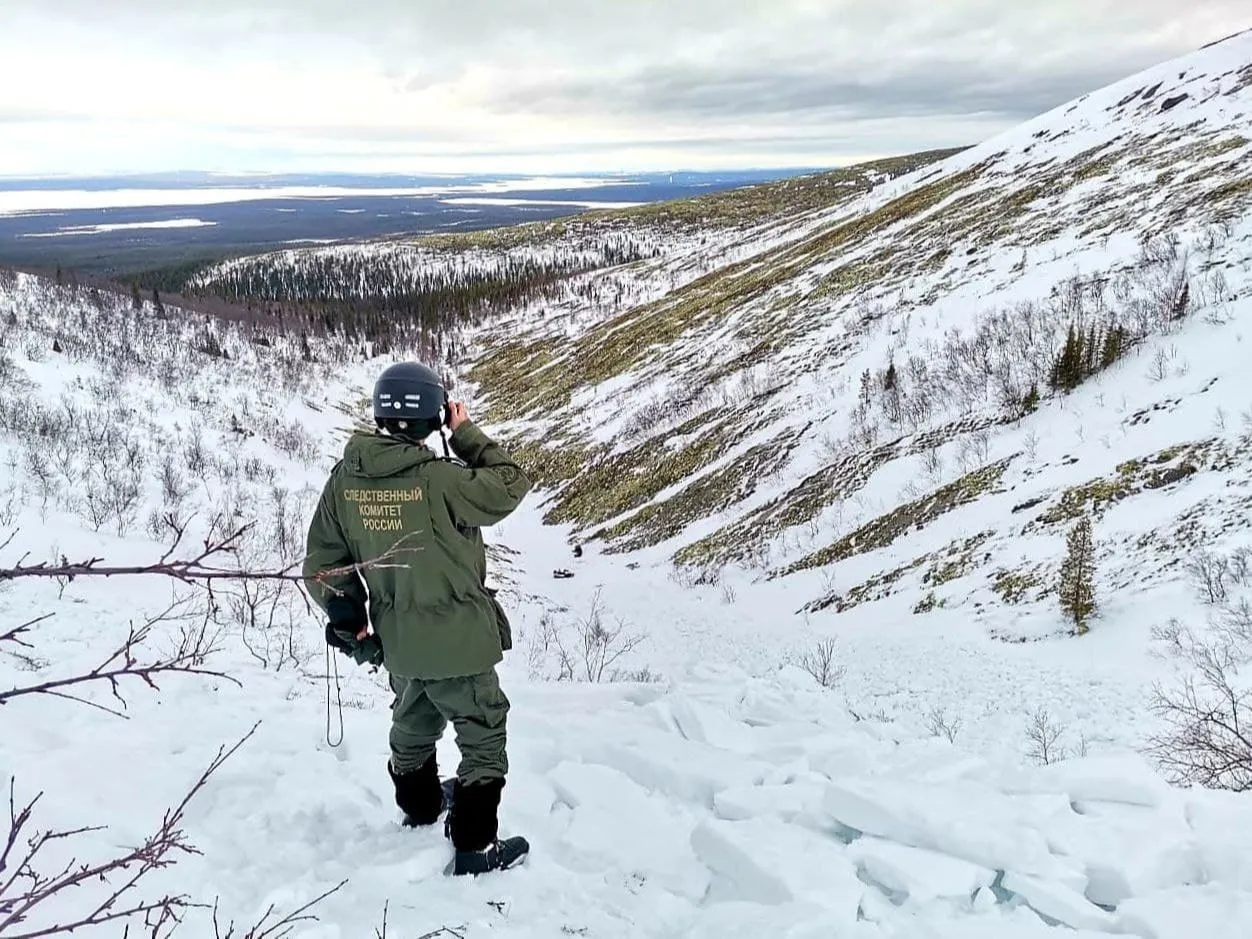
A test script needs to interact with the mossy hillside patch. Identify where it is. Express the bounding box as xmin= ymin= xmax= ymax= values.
xmin=467 ymin=336 xmax=565 ymax=423
xmin=801 ymin=531 xmax=993 ymax=615
xmin=673 ymin=440 xmax=901 ymax=569
xmin=923 ymin=531 xmax=995 ymax=587
xmin=991 ymin=564 xmax=1051 ymax=604
xmin=1033 ymin=440 xmax=1222 ymax=526
xmin=470 ymin=129 xmax=1231 ymax=437
xmin=471 ymin=163 xmax=1001 ymax=429
xmin=609 ymin=149 xmax=964 ymax=228
xmin=501 ymin=435 xmax=601 ymax=489
xmin=541 ymin=418 xmax=733 ymax=531
xmin=593 ymin=427 xmax=806 ymax=553
xmin=803 ymin=556 xmax=924 ymax=614
xmin=780 ymin=457 xmax=1015 ymax=576
xmin=471 ymin=250 xmax=810 ymax=423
